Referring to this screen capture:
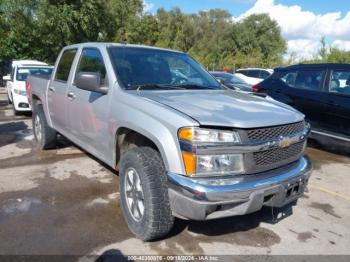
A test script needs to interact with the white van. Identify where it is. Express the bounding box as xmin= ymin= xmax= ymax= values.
xmin=3 ymin=60 xmax=53 ymax=114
